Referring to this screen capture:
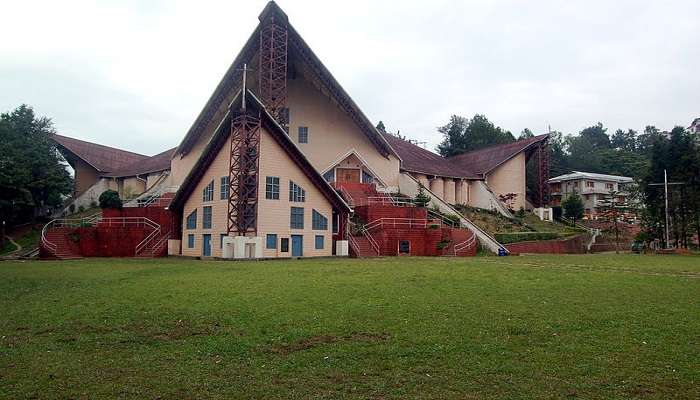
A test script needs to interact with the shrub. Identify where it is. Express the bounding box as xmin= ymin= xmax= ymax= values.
xmin=494 ymin=232 xmax=561 ymax=244
xmin=413 ymin=184 xmax=431 ymax=208
xmin=99 ymin=190 xmax=123 ymax=210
